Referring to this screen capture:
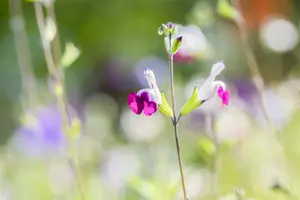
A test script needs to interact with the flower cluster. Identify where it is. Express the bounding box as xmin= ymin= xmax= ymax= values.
xmin=128 ymin=22 xmax=230 ymax=119
xmin=128 ymin=61 xmax=229 ymax=117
